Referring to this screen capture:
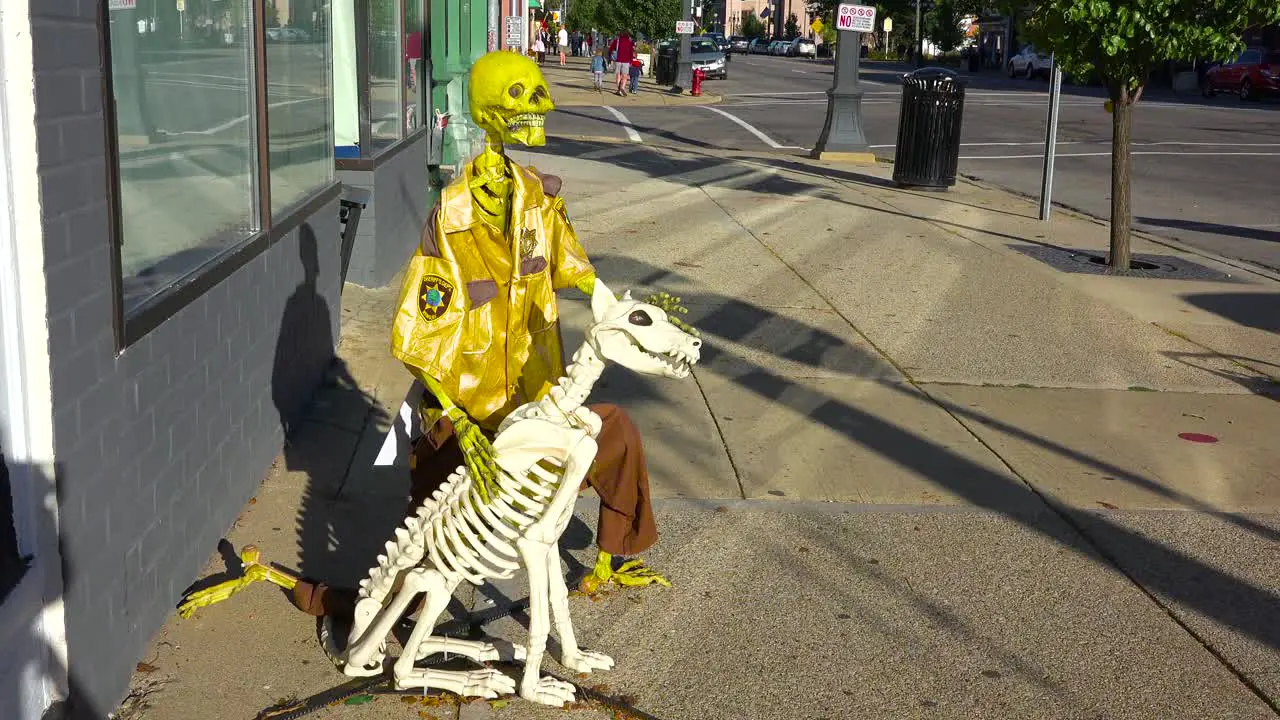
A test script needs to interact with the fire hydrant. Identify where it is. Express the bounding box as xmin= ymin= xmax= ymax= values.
xmin=691 ymin=67 xmax=705 ymax=97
